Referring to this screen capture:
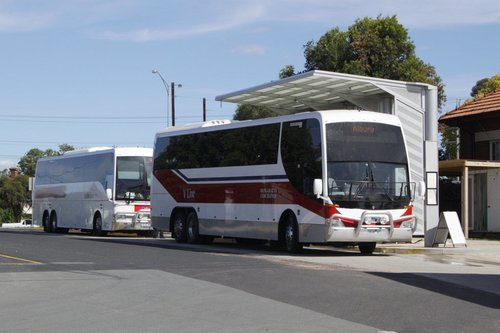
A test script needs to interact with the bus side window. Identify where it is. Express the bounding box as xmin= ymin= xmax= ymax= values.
xmin=281 ymin=119 xmax=322 ymax=198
